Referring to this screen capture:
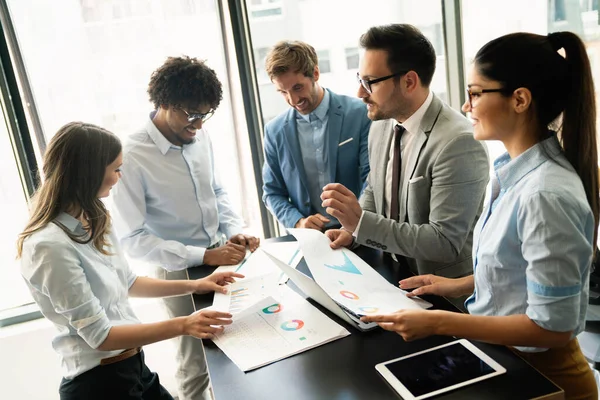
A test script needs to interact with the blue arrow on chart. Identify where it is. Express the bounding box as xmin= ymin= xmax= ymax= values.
xmin=324 ymin=252 xmax=362 ymax=275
